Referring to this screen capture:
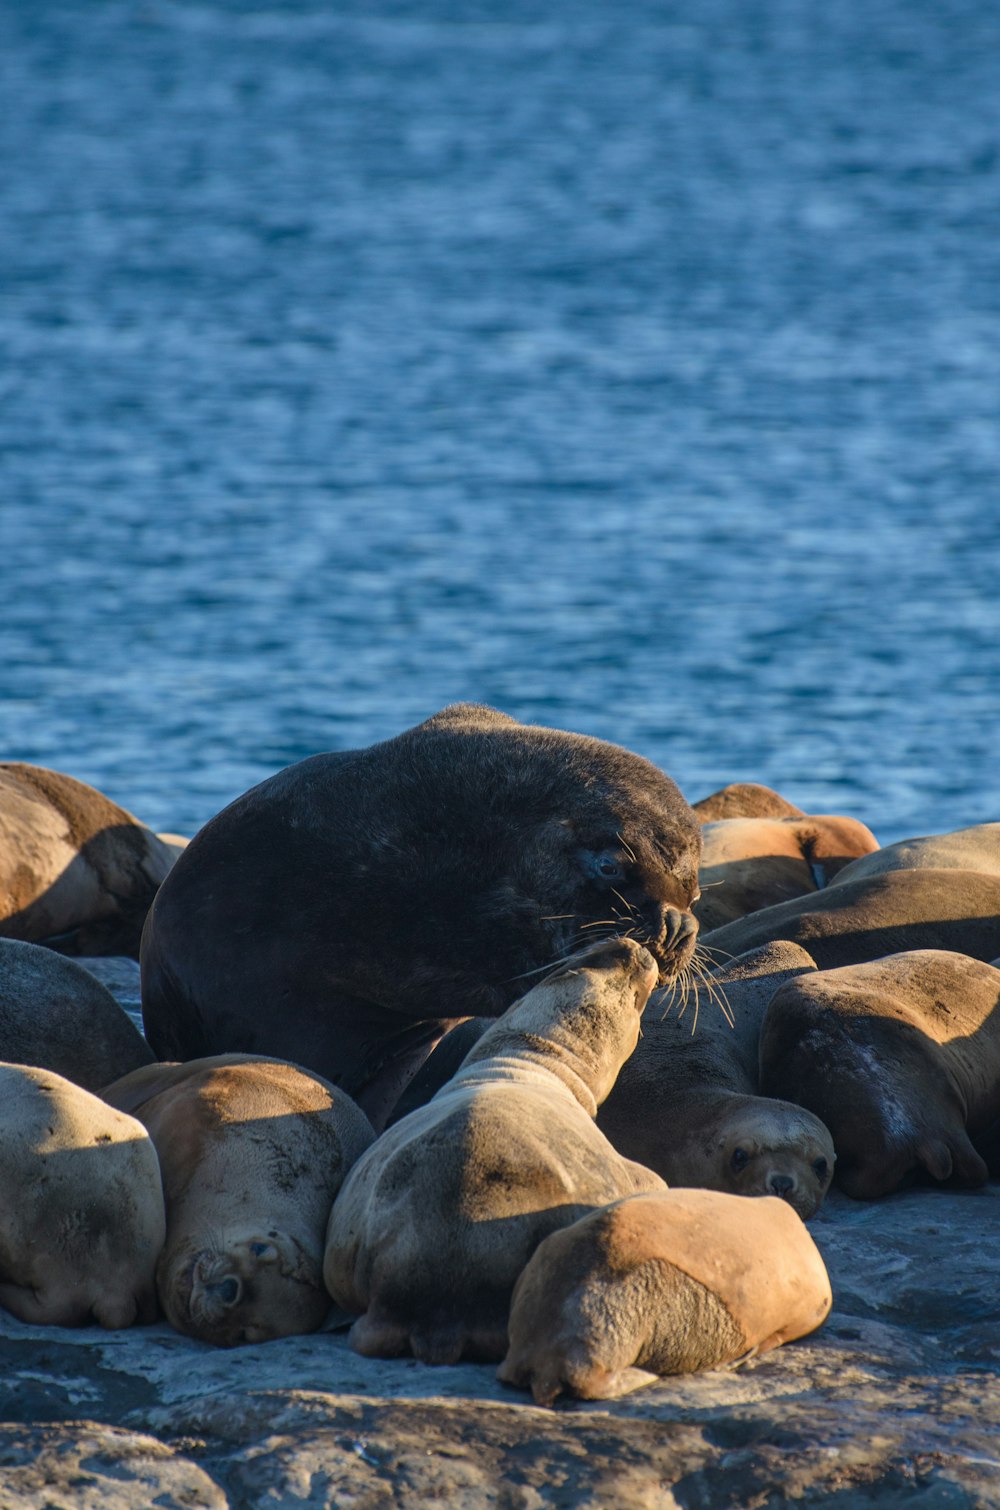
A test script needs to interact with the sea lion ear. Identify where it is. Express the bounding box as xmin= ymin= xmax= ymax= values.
xmin=916 ymin=1138 xmax=953 ymax=1183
